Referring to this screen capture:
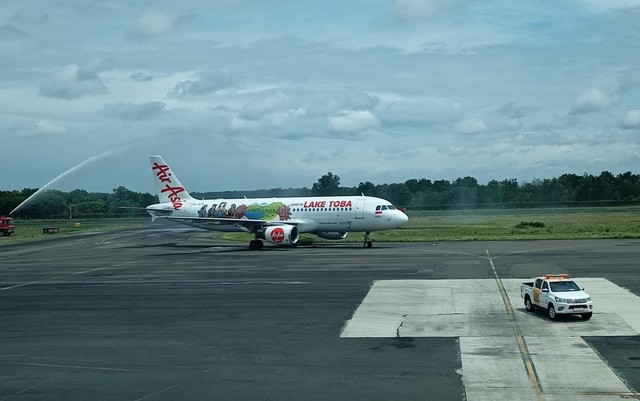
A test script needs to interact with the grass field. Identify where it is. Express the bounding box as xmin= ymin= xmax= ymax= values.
xmin=386 ymin=207 xmax=640 ymax=242
xmin=0 ymin=218 xmax=149 ymax=243
xmin=220 ymin=207 xmax=640 ymax=244
xmin=1 ymin=207 xmax=639 ymax=245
